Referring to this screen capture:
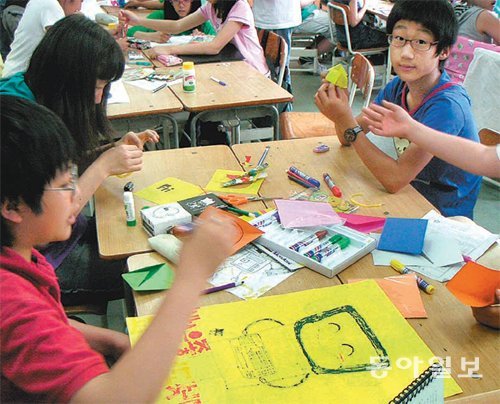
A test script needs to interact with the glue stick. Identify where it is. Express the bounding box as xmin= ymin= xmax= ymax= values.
xmin=123 ymin=182 xmax=136 ymax=227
